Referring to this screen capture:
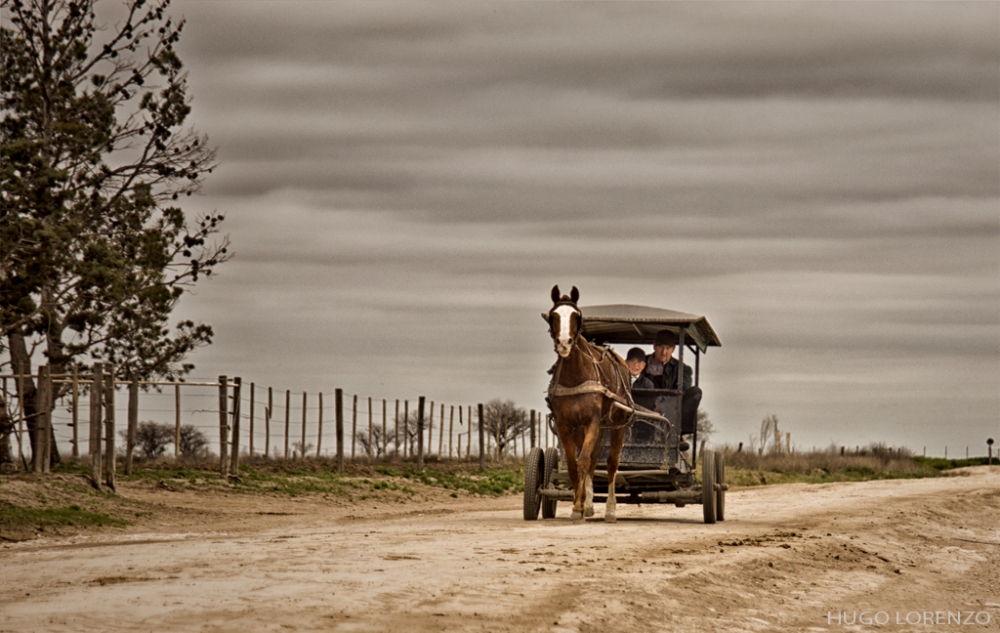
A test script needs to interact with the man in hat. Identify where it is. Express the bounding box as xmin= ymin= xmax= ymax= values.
xmin=641 ymin=330 xmax=692 ymax=391
xmin=639 ymin=330 xmax=701 ymax=434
